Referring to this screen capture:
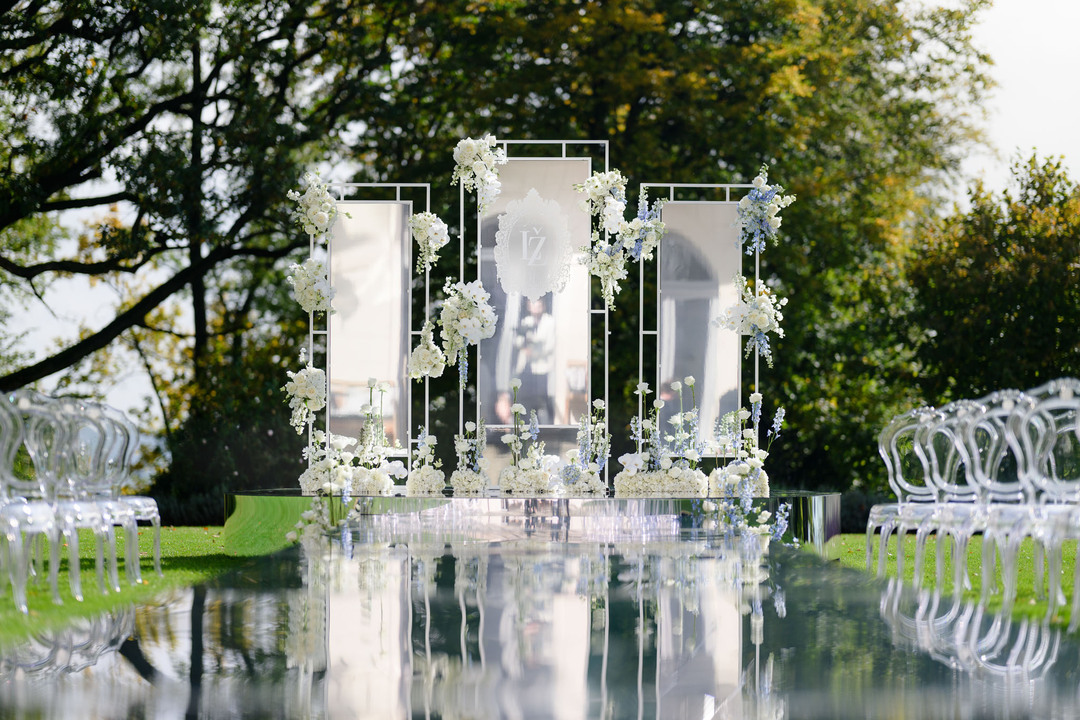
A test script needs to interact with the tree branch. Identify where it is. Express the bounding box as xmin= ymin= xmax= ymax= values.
xmin=0 ymin=240 xmax=303 ymax=391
